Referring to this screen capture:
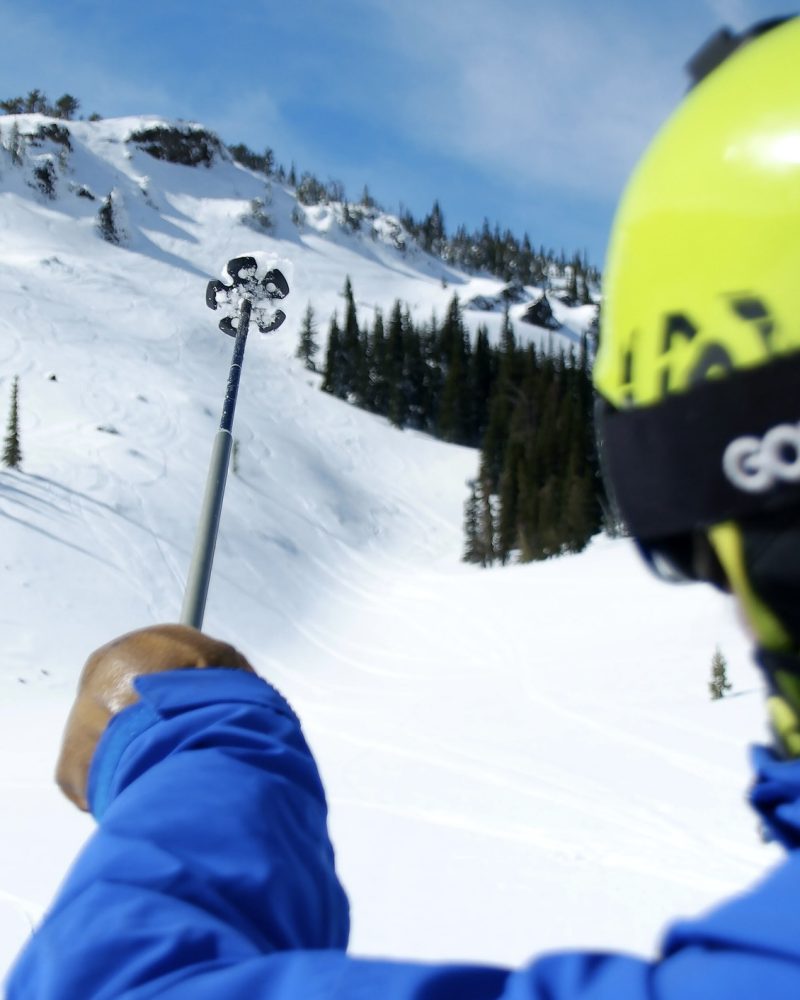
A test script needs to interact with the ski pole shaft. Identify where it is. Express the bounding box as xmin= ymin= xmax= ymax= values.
xmin=180 ymin=299 xmax=252 ymax=630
